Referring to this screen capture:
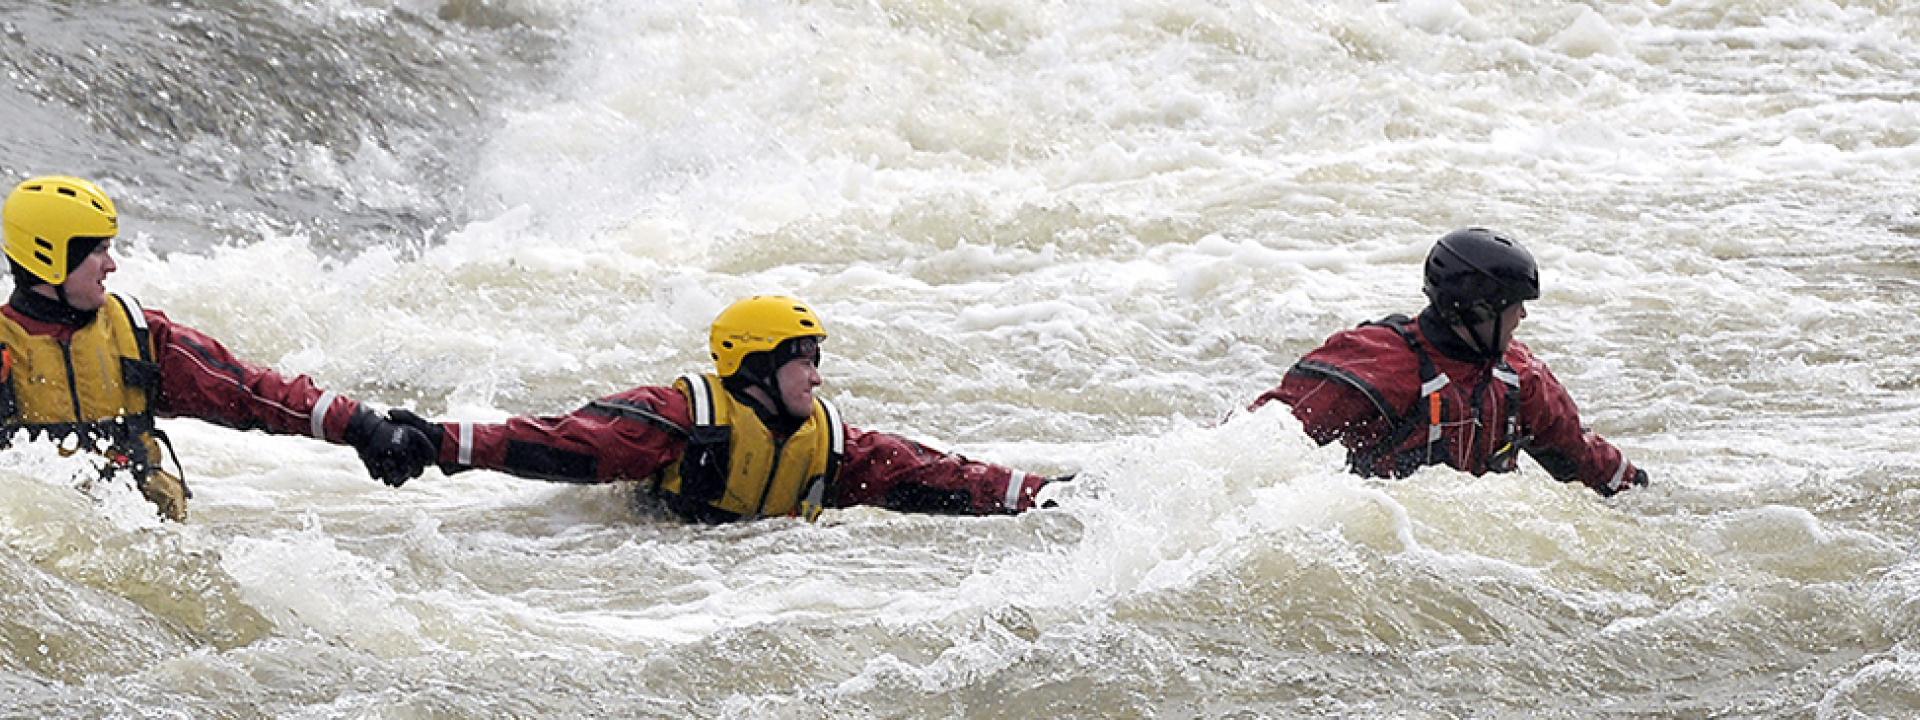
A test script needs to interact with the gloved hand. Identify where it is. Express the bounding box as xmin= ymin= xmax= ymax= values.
xmin=344 ymin=407 xmax=439 ymax=487
xmin=1601 ymin=467 xmax=1650 ymax=497
xmin=387 ymin=408 xmax=464 ymax=476
xmin=1039 ymin=473 xmax=1074 ymax=509
xmin=385 ymin=408 xmax=445 ymax=452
